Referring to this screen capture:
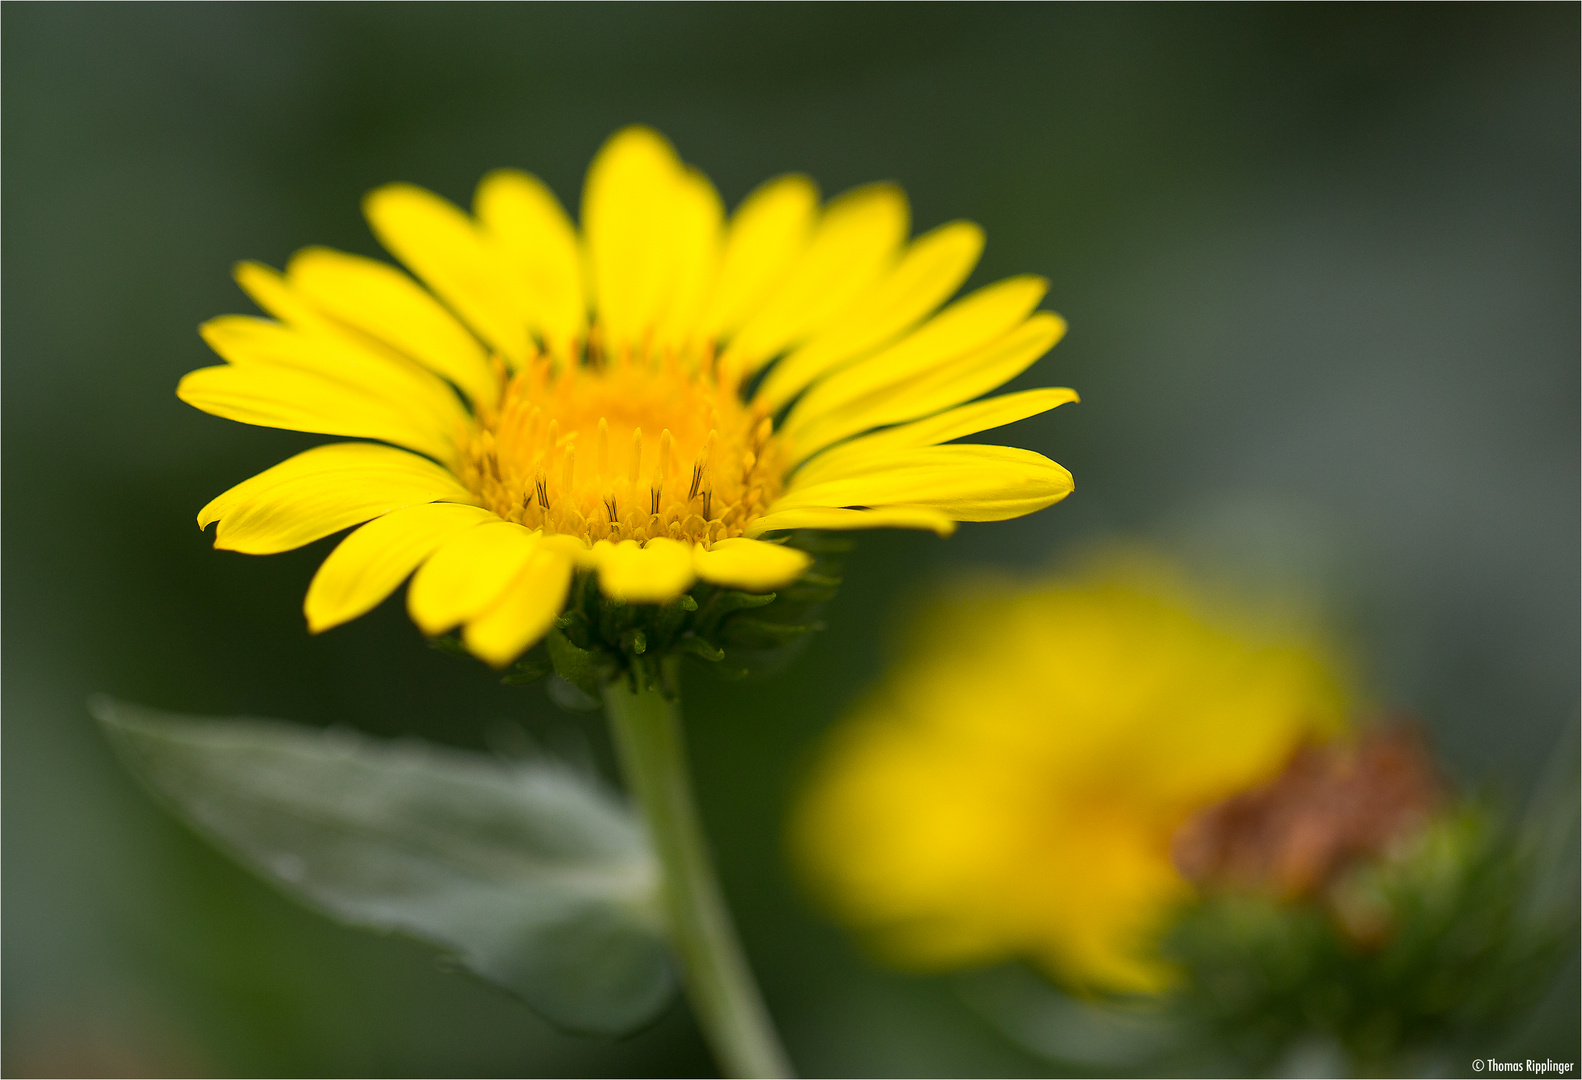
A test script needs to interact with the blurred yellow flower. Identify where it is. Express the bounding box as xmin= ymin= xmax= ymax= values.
xmin=791 ymin=559 xmax=1350 ymax=993
xmin=180 ymin=126 xmax=1077 ymax=666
